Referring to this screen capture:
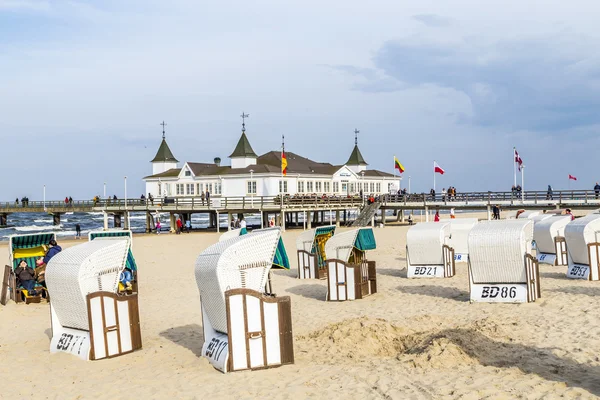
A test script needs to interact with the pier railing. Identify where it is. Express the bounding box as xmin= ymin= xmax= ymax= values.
xmin=2 ymin=190 xmax=600 ymax=212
